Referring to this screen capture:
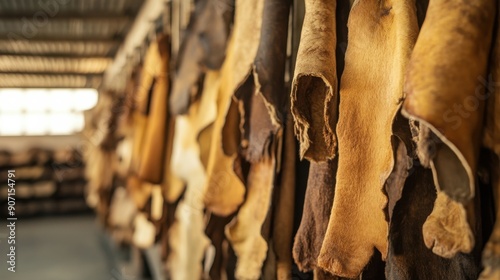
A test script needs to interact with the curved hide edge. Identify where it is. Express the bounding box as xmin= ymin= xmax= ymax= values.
xmin=290 ymin=0 xmax=338 ymax=161
xmin=203 ymin=93 xmax=245 ymax=216
xmin=317 ymin=0 xmax=418 ymax=277
xmin=225 ymin=155 xmax=276 ymax=280
xmin=163 ymin=72 xmax=220 ymax=204
xmin=233 ymin=0 xmax=289 ymax=163
xmin=386 ymin=166 xmax=480 ymax=280
xmin=404 ymin=0 xmax=496 ymax=254
xmin=167 ymin=72 xmax=220 ymax=280
xmin=402 ymin=0 xmax=496 ymax=203
xmin=385 ymin=112 xmax=414 ymax=224
xmin=272 ymin=114 xmax=296 ymax=280
xmin=480 ymin=3 xmax=500 ymax=276
xmin=169 ymin=0 xmax=234 ymax=115
xmin=234 ymin=76 xmax=279 ymax=163
xmin=224 ymin=1 xmax=289 ymax=277
xmin=138 ymin=34 xmax=170 ymax=184
xmin=293 ymin=160 xmax=337 ymax=272
xmin=203 ymin=0 xmax=264 ymax=216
